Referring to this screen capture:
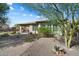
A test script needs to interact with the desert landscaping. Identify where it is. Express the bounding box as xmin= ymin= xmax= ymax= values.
xmin=0 ymin=34 xmax=79 ymax=56
xmin=0 ymin=3 xmax=79 ymax=56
